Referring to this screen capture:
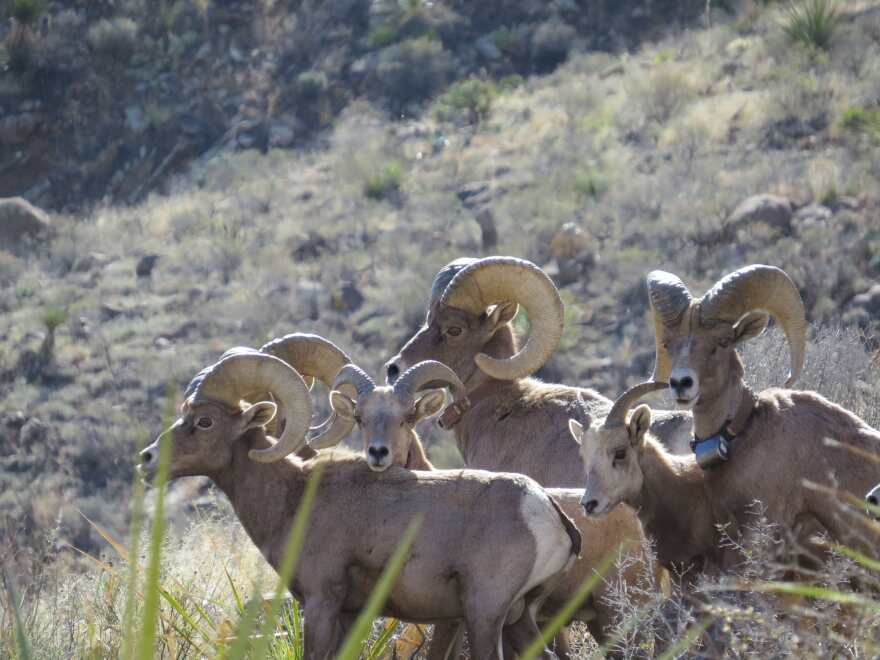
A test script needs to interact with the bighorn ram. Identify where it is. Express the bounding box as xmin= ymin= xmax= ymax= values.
xmin=139 ymin=350 xmax=580 ymax=659
xmin=331 ymin=359 xmax=667 ymax=656
xmin=575 ymin=382 xmax=721 ymax=579
xmin=384 ymin=256 xmax=693 ymax=485
xmin=647 ymin=264 xmax=880 ymax=558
